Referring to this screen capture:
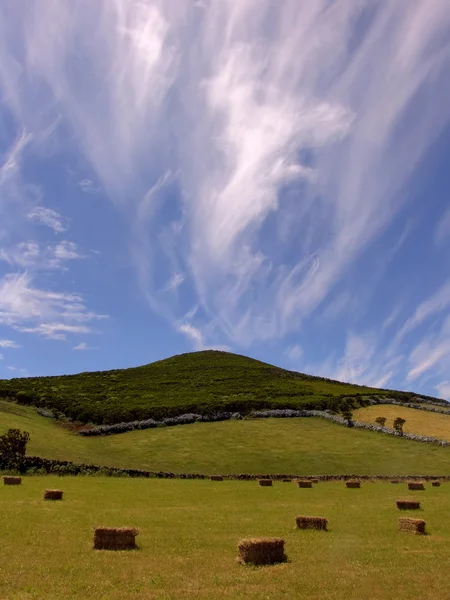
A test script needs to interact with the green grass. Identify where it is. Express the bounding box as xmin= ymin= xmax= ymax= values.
xmin=1 ymin=476 xmax=450 ymax=599
xmin=354 ymin=405 xmax=450 ymax=442
xmin=0 ymin=350 xmax=413 ymax=425
xmin=2 ymin=400 xmax=450 ymax=475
